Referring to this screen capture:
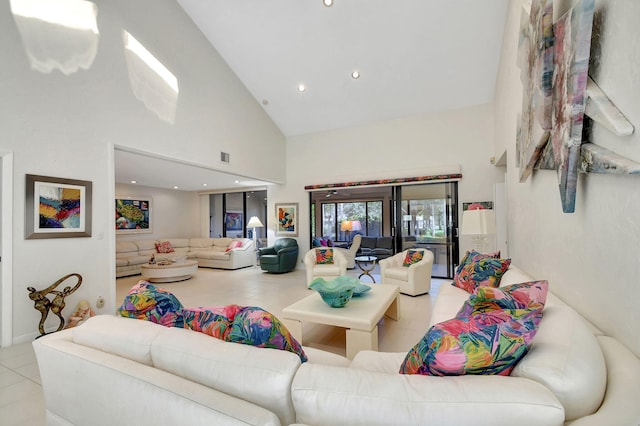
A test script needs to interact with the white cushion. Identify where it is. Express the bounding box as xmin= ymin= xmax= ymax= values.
xmin=512 ymin=305 xmax=607 ymax=420
xmin=72 ymin=316 xmax=164 ymax=366
xmin=350 ymin=350 xmax=405 ymax=374
xmin=313 ymin=265 xmax=342 ymax=275
xmin=150 ymin=326 xmax=301 ymax=426
xmin=115 ymin=241 xmax=138 ymax=255
xmin=292 ymin=363 xmax=564 ymax=425
xmin=190 ymin=238 xmax=213 ymax=248
xmin=385 ymin=267 xmax=408 ymax=281
xmin=566 ymin=336 xmax=640 ymax=425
